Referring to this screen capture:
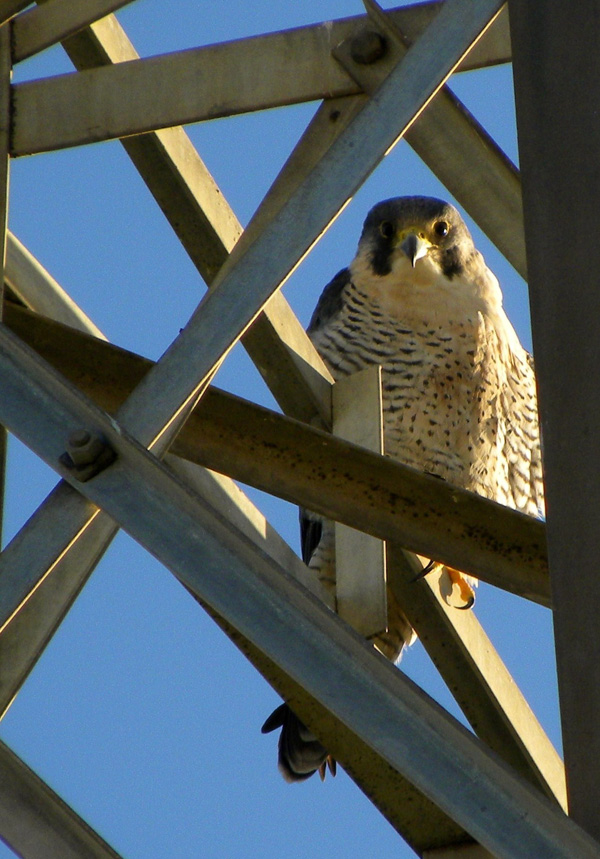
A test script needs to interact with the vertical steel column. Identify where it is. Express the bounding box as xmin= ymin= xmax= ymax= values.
xmin=0 ymin=20 xmax=11 ymax=547
xmin=510 ymin=0 xmax=600 ymax=841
